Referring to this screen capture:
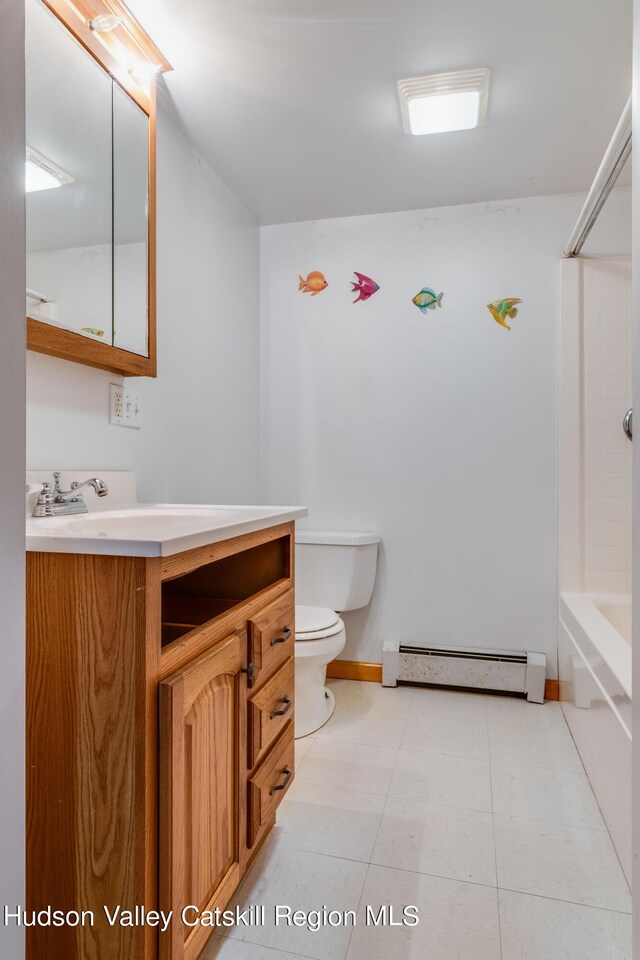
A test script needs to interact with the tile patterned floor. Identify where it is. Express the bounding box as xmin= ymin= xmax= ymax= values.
xmin=203 ymin=680 xmax=631 ymax=960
